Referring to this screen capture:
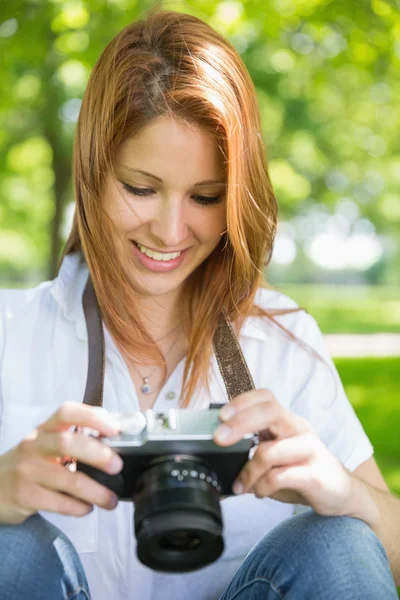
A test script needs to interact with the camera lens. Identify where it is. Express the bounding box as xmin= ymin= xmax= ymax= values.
xmin=133 ymin=456 xmax=224 ymax=573
xmin=159 ymin=531 xmax=202 ymax=551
